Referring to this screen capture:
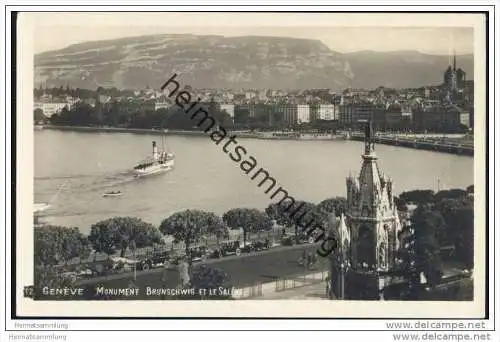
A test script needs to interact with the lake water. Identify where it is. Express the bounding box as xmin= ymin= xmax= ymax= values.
xmin=34 ymin=130 xmax=474 ymax=234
